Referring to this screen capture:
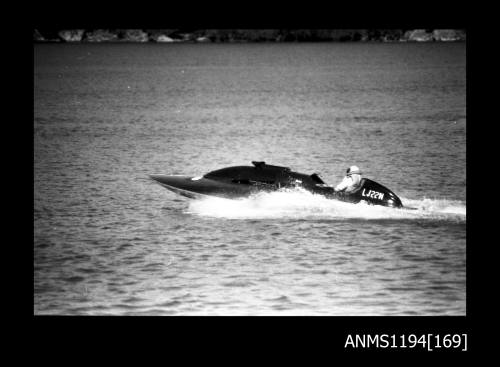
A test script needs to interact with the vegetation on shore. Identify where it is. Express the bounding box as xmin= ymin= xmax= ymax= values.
xmin=34 ymin=29 xmax=466 ymax=43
